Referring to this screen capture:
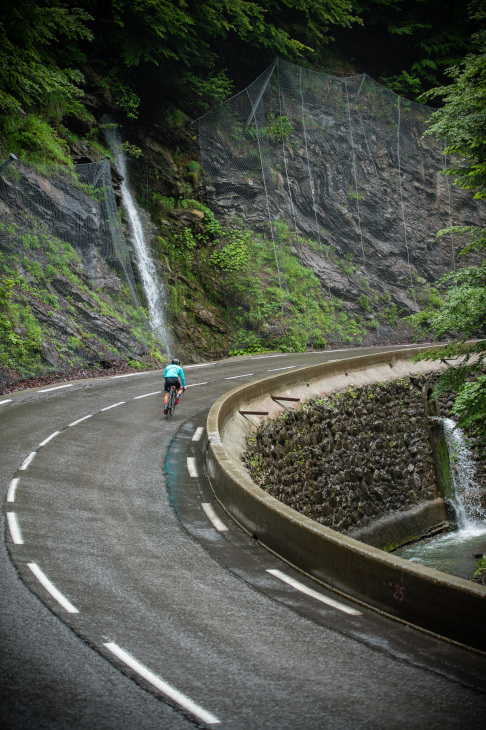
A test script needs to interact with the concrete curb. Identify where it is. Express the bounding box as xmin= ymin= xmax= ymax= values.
xmin=205 ymin=346 xmax=486 ymax=651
